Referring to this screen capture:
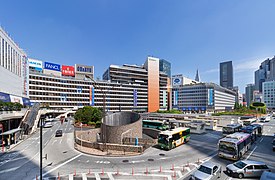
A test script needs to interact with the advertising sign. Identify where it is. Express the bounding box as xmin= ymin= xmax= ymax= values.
xmin=10 ymin=95 xmax=23 ymax=104
xmin=173 ymin=90 xmax=178 ymax=106
xmin=28 ymin=59 xmax=42 ymax=71
xmin=172 ymin=77 xmax=182 ymax=86
xmin=62 ymin=65 xmax=75 ymax=76
xmin=44 ymin=62 xmax=61 ymax=71
xmin=75 ymin=64 xmax=93 ymax=73
xmin=133 ymin=89 xmax=137 ymax=107
xmin=0 ymin=92 xmax=11 ymax=102
xmin=89 ymin=86 xmax=94 ymax=106
xmin=208 ymin=89 xmax=214 ymax=106
xmin=22 ymin=98 xmax=31 ymax=106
